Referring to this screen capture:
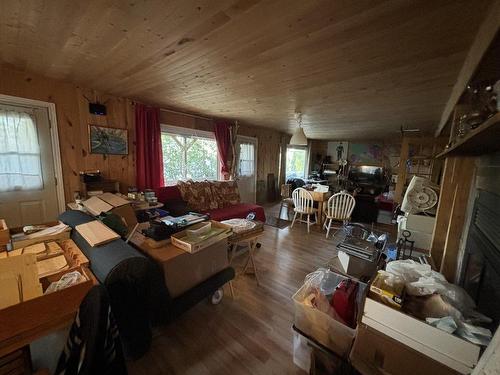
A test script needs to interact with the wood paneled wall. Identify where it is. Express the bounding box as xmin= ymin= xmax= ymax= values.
xmin=0 ymin=66 xmax=293 ymax=205
xmin=160 ymin=110 xmax=288 ymax=203
xmin=430 ymin=156 xmax=475 ymax=281
xmin=0 ymin=65 xmax=136 ymax=202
